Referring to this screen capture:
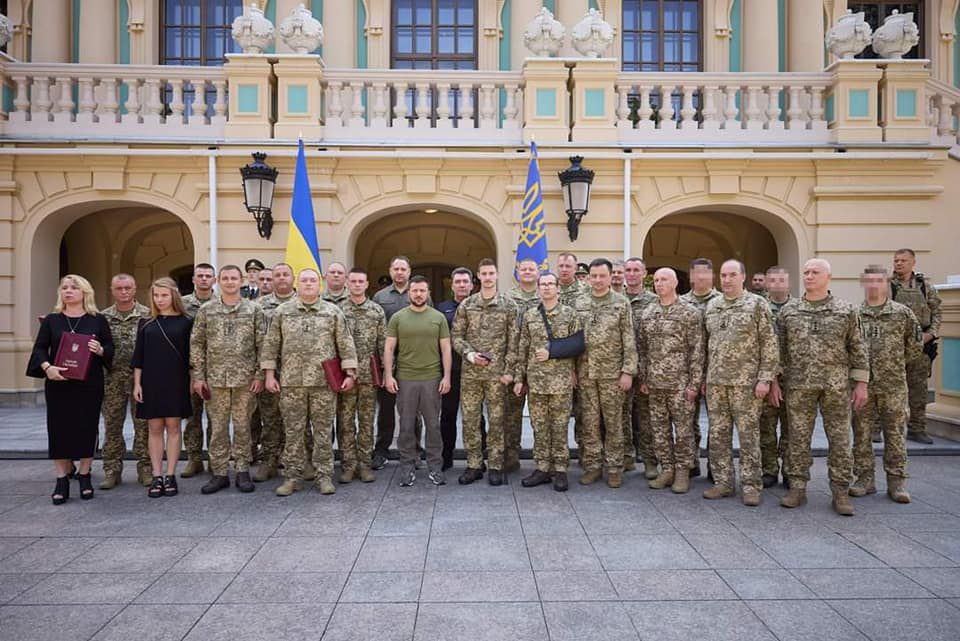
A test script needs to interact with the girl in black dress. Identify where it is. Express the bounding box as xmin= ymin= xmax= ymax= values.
xmin=27 ymin=275 xmax=114 ymax=505
xmin=132 ymin=277 xmax=193 ymax=498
